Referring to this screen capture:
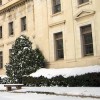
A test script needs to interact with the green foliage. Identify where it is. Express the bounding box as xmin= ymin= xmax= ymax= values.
xmin=32 ymin=48 xmax=46 ymax=72
xmin=5 ymin=35 xmax=46 ymax=83
xmin=22 ymin=72 xmax=100 ymax=87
